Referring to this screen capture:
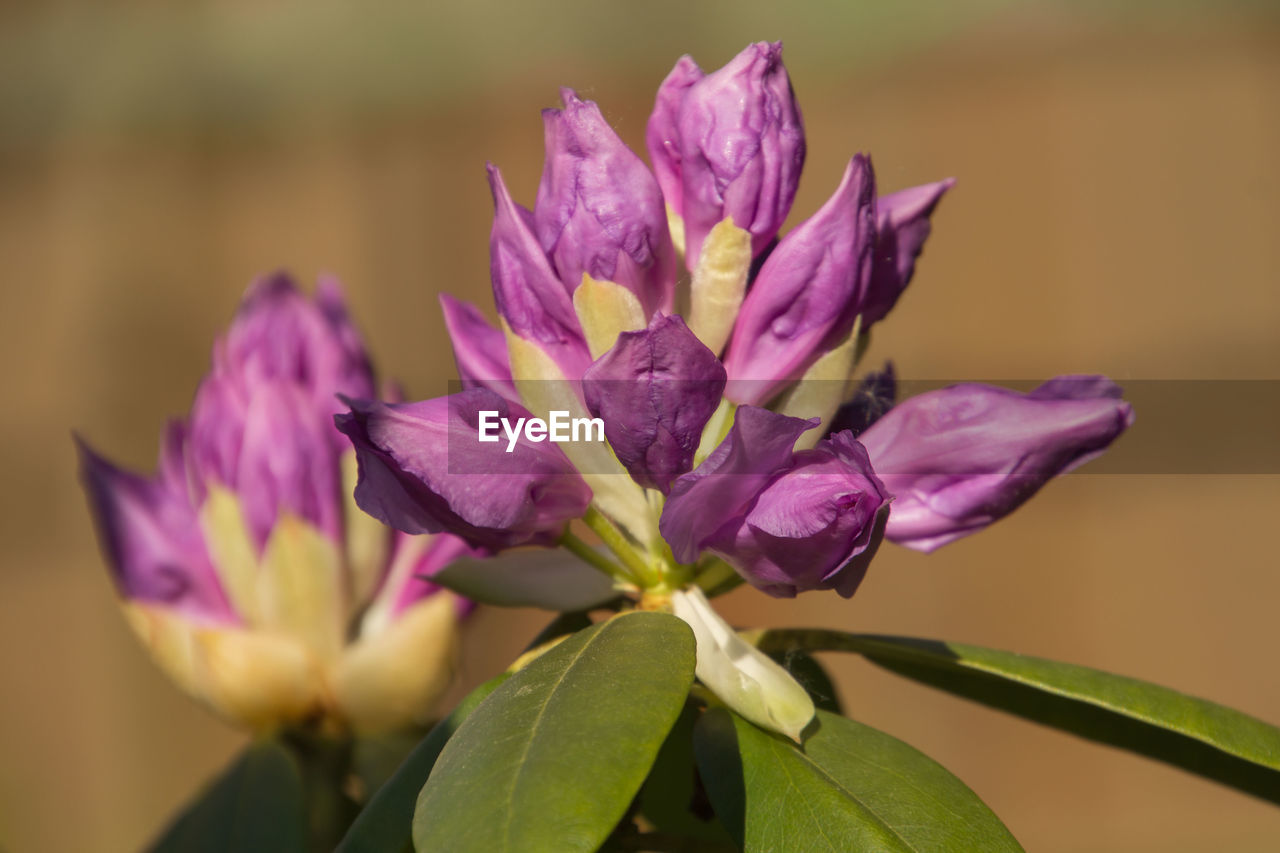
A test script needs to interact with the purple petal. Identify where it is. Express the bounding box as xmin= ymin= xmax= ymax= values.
xmin=217 ymin=271 xmax=376 ymax=444
xmin=707 ymin=432 xmax=890 ymax=598
xmin=77 ymin=436 xmax=236 ymax=624
xmin=536 ymin=89 xmax=677 ymax=315
xmin=677 ymin=42 xmax=806 ymax=267
xmin=859 ymin=378 xmax=1135 ymax=552
xmin=233 ymin=382 xmax=343 ymax=548
xmin=660 ymin=406 xmax=817 ymax=563
xmin=581 ymin=314 xmax=727 ymax=493
xmin=862 ymin=178 xmax=955 ymax=326
xmin=336 ymin=389 xmax=593 ymax=551
xmin=644 ymin=55 xmax=704 ymax=218
xmin=722 ymin=156 xmax=876 ymax=406
xmin=438 ymin=294 xmax=518 ymax=402
xmin=487 ymin=164 xmax=591 ymax=380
